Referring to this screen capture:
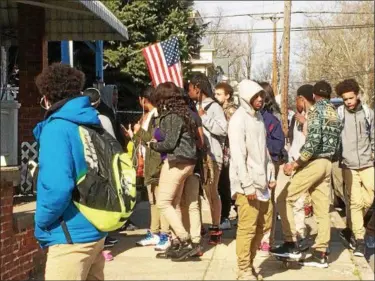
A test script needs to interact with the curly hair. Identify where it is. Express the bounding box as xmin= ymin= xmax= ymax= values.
xmin=153 ymin=82 xmax=197 ymax=136
xmin=190 ymin=72 xmax=214 ymax=98
xmin=215 ymin=82 xmax=234 ymax=99
xmin=335 ymin=79 xmax=360 ymax=97
xmin=35 ymin=63 xmax=85 ymax=104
